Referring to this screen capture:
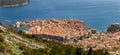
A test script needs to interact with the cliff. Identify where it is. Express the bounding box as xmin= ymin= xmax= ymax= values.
xmin=0 ymin=0 xmax=29 ymax=7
